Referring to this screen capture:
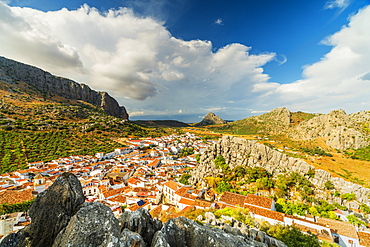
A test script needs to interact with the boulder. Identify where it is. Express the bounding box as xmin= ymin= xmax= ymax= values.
xmin=119 ymin=208 xmax=162 ymax=245
xmin=157 ymin=216 xmax=267 ymax=247
xmin=52 ymin=202 xmax=123 ymax=247
xmin=1 ymin=172 xmax=85 ymax=247
xmin=121 ymin=229 xmax=146 ymax=247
